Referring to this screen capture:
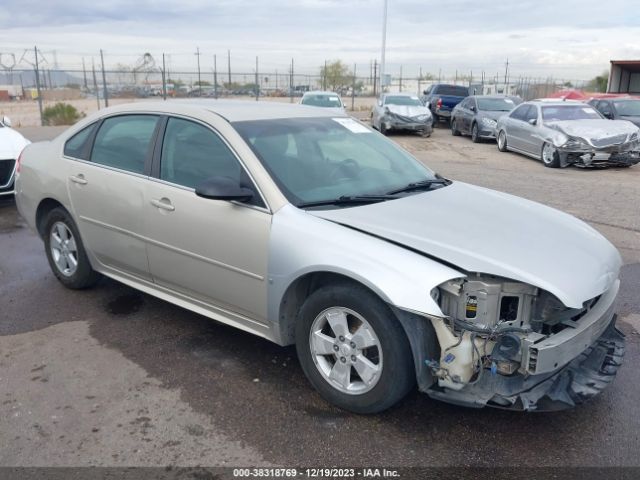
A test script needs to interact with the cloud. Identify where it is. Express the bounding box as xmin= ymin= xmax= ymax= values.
xmin=0 ymin=0 xmax=638 ymax=80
